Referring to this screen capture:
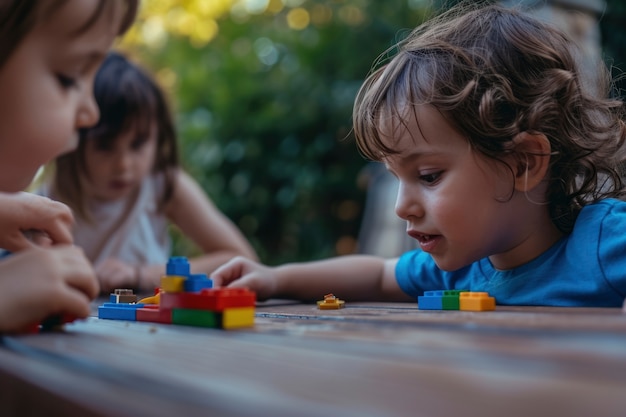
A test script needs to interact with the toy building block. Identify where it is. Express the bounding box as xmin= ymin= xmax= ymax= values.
xmin=109 ymin=288 xmax=137 ymax=304
xmin=136 ymin=305 xmax=171 ymax=324
xmin=184 ymin=273 xmax=213 ymax=292
xmin=166 ymin=256 xmax=190 ymax=276
xmin=442 ymin=289 xmax=468 ymax=310
xmin=98 ymin=303 xmax=144 ymax=321
xmin=459 ymin=292 xmax=496 ymax=311
xmin=317 ymin=293 xmax=345 ymax=310
xmin=171 ymin=307 xmax=255 ymax=329
xmin=160 ymin=288 xmax=256 ymax=312
xmin=172 ymin=308 xmax=219 ymax=328
xmin=417 ymin=290 xmax=444 ymax=310
xmin=160 ymin=275 xmax=186 ymax=293
xmin=221 ymin=307 xmax=255 ymax=329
